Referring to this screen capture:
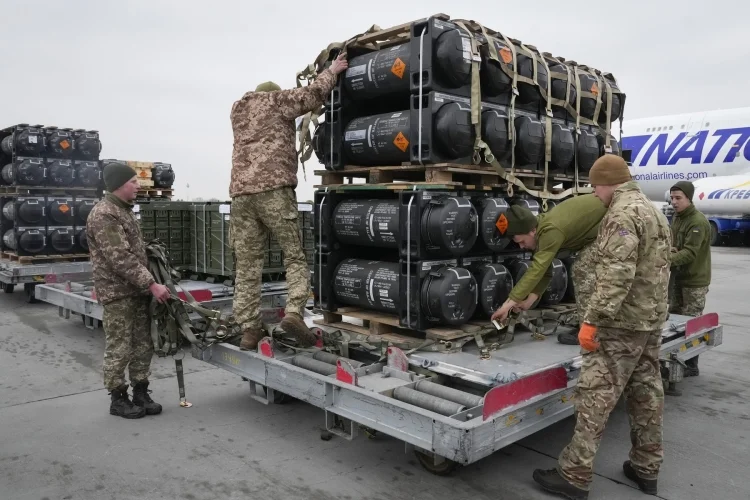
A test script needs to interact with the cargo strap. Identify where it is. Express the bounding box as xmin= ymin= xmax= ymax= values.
xmin=295 ymin=24 xmax=383 ymax=171
xmin=277 ymin=324 xmax=479 ymax=360
xmin=453 ymin=21 xmax=591 ymax=201
xmin=146 ymin=241 xmax=240 ymax=357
